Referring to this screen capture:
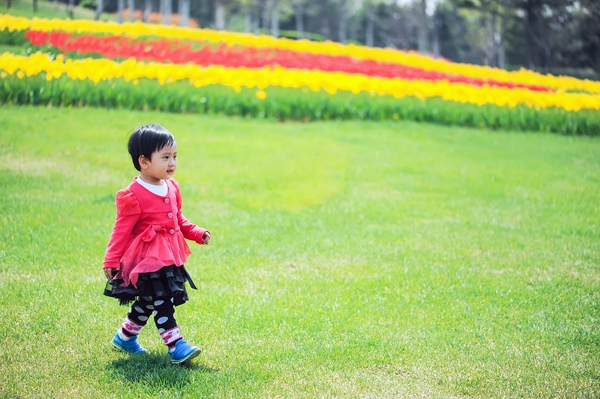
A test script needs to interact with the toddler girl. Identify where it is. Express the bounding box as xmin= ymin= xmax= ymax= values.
xmin=103 ymin=124 xmax=210 ymax=365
